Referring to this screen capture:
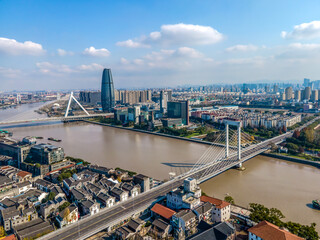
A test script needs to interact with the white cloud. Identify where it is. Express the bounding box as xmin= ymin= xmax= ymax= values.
xmin=282 ymin=21 xmax=320 ymax=39
xmin=36 ymin=62 xmax=75 ymax=74
xmin=288 ymin=42 xmax=320 ymax=50
xmin=226 ymin=44 xmax=259 ymax=52
xmin=77 ymin=63 xmax=104 ymax=71
xmin=174 ymin=47 xmax=204 ymax=58
xmin=0 ymin=67 xmax=21 ymax=78
xmin=0 ymin=37 xmax=45 ymax=55
xmin=83 ymin=46 xmax=110 ymax=57
xmin=57 ymin=49 xmax=74 ymax=56
xmin=117 ymin=23 xmax=223 ymax=48
xmin=119 ymin=47 xmax=212 ymax=72
xmin=36 ymin=62 xmax=104 ymax=75
xmin=116 ymin=39 xmax=150 ymax=48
